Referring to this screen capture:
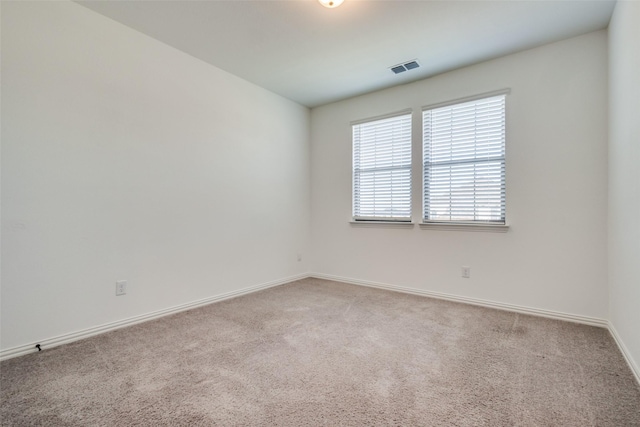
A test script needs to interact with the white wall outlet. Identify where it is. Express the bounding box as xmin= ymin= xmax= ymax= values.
xmin=116 ymin=280 xmax=127 ymax=296
xmin=461 ymin=267 xmax=471 ymax=278
xmin=297 ymin=253 xmax=302 ymax=262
